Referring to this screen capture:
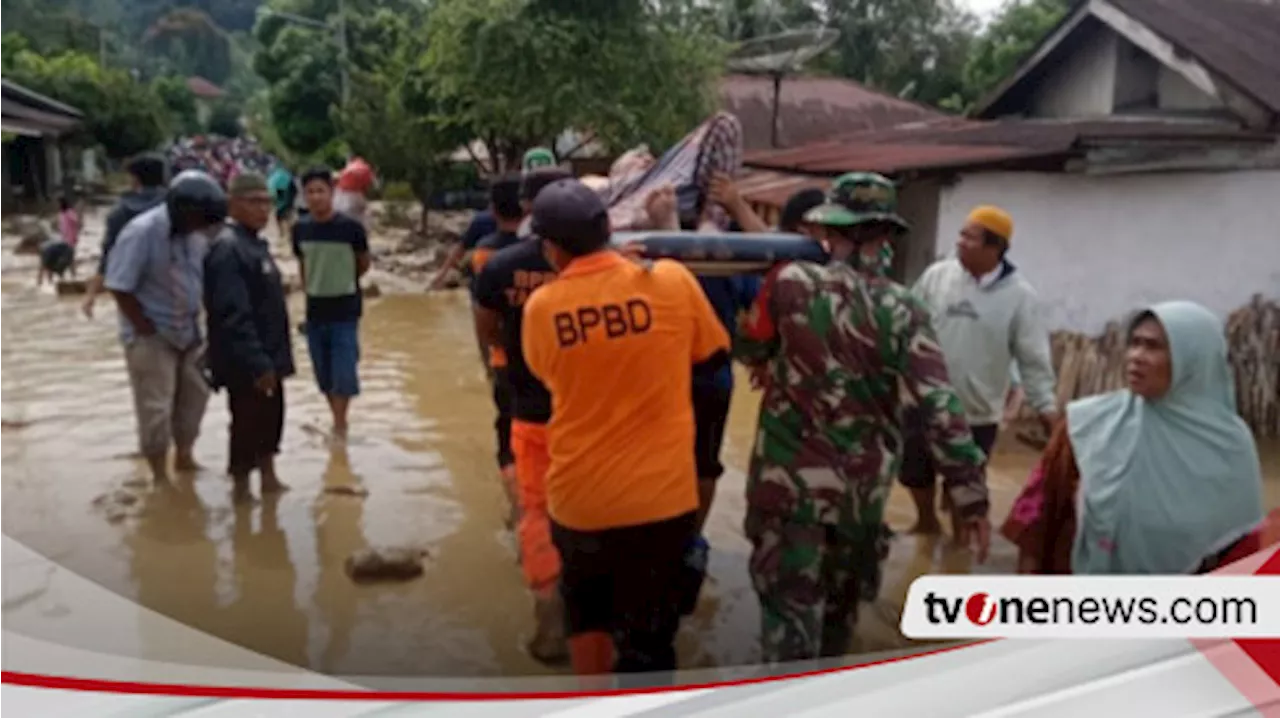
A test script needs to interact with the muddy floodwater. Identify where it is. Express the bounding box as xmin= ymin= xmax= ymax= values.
xmin=3 ymin=225 xmax=1279 ymax=680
